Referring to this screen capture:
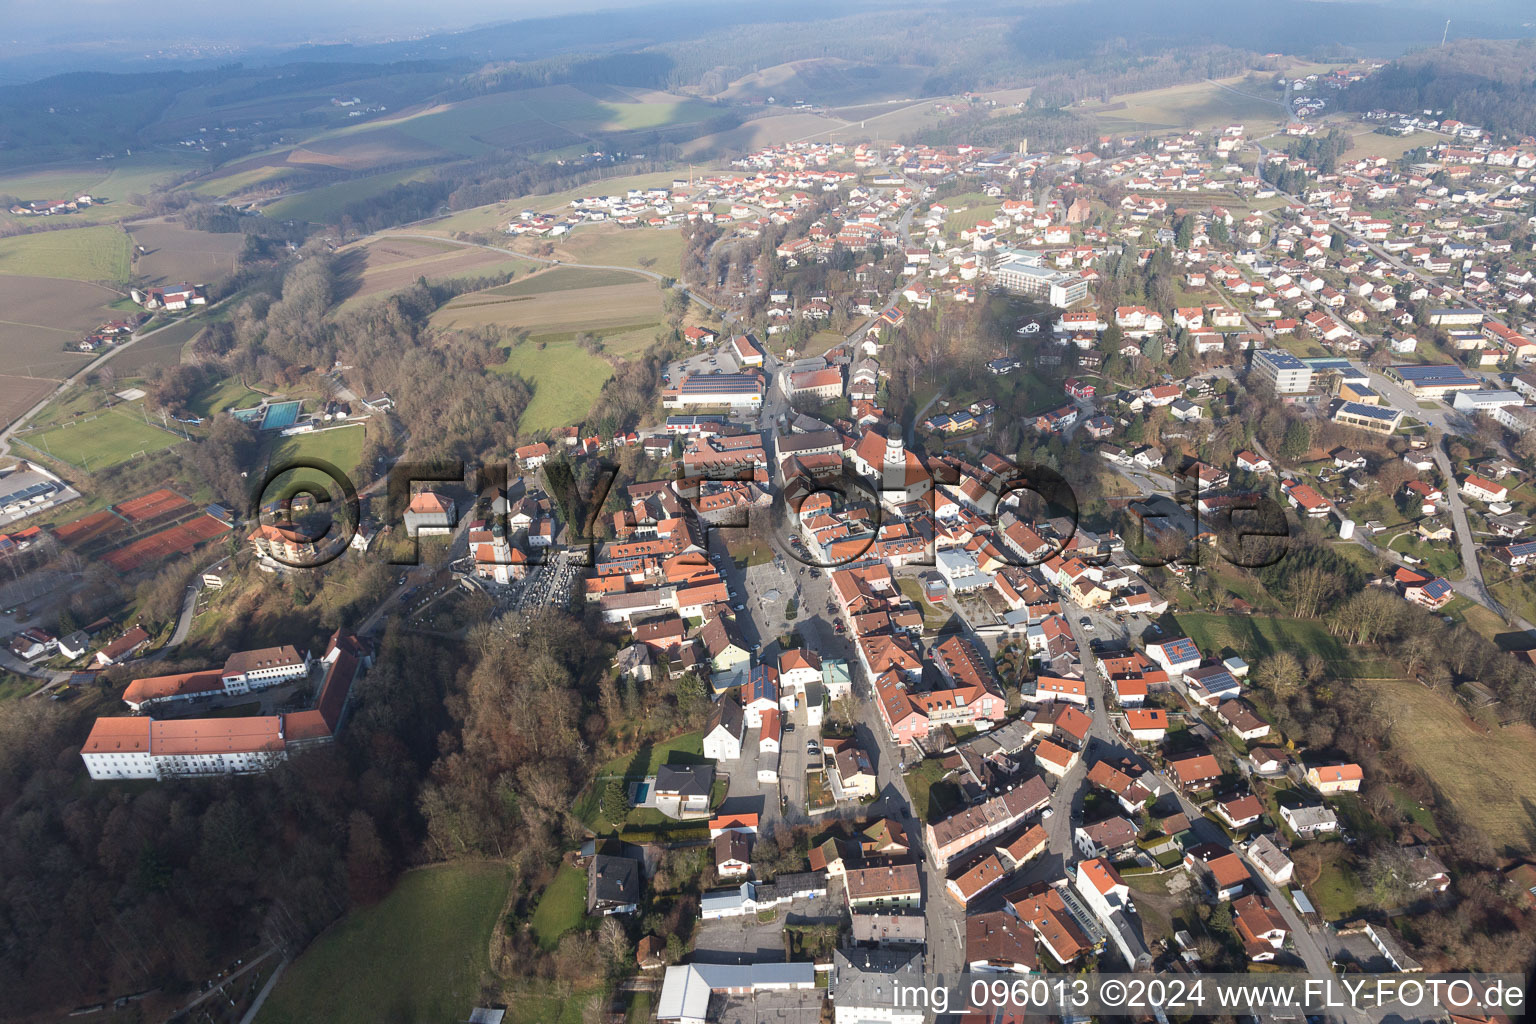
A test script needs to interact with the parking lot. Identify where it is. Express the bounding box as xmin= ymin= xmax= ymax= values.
xmin=666 ymin=341 xmax=735 ymax=385
xmin=690 ymin=895 xmax=841 ymax=963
